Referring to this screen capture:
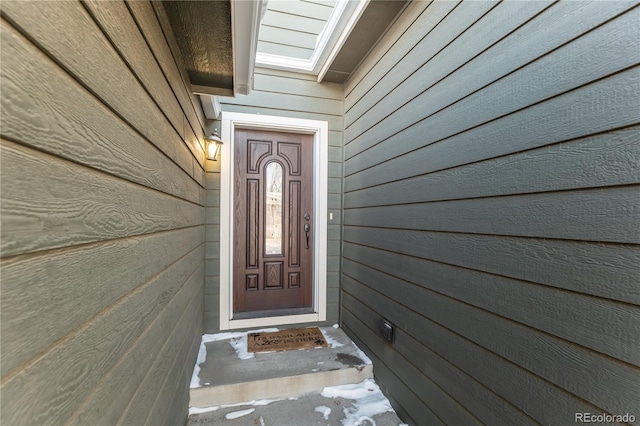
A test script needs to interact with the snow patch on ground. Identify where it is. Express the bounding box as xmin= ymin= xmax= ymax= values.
xmin=322 ymin=379 xmax=394 ymax=426
xmin=320 ymin=328 xmax=344 ymax=348
xmin=225 ymin=408 xmax=255 ymax=420
xmin=189 ymin=398 xmax=282 ymax=416
xmin=190 ymin=328 xmax=279 ymax=388
xmin=351 ymin=342 xmax=372 ymax=365
xmin=315 ymin=405 xmax=332 ymax=420
xmin=188 ymin=405 xmax=219 ymax=415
